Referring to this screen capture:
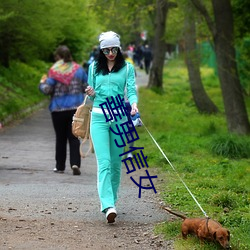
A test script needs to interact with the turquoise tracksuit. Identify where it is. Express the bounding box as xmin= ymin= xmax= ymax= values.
xmin=88 ymin=62 xmax=137 ymax=212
